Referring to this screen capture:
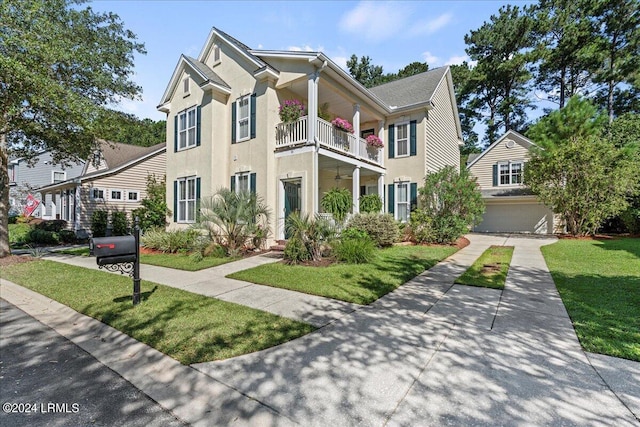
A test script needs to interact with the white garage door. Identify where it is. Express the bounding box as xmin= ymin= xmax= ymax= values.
xmin=474 ymin=203 xmax=554 ymax=234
